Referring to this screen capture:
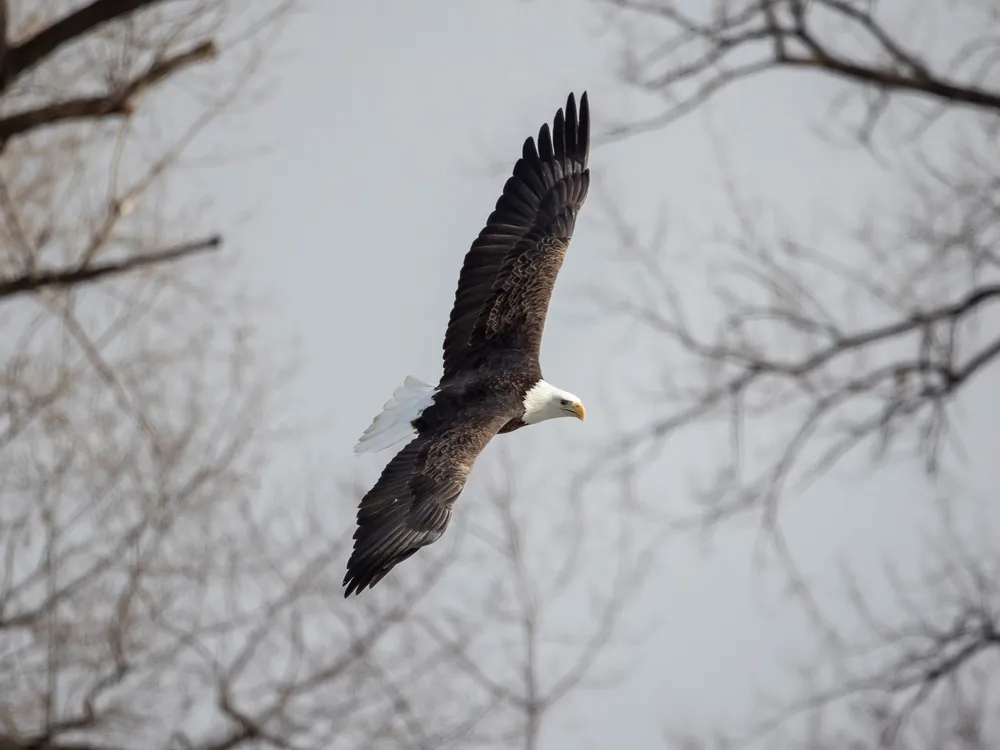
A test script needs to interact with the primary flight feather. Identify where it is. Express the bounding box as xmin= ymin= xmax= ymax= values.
xmin=344 ymin=92 xmax=591 ymax=597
